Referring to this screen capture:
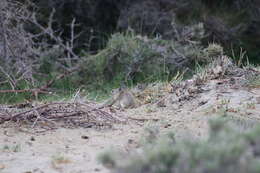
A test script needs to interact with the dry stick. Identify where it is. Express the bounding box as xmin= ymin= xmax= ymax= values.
xmin=31 ymin=109 xmax=41 ymax=128
xmin=31 ymin=11 xmax=79 ymax=59
xmin=0 ymin=88 xmax=46 ymax=93
xmin=0 ymin=88 xmax=49 ymax=100
xmin=128 ymin=117 xmax=159 ymax=122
